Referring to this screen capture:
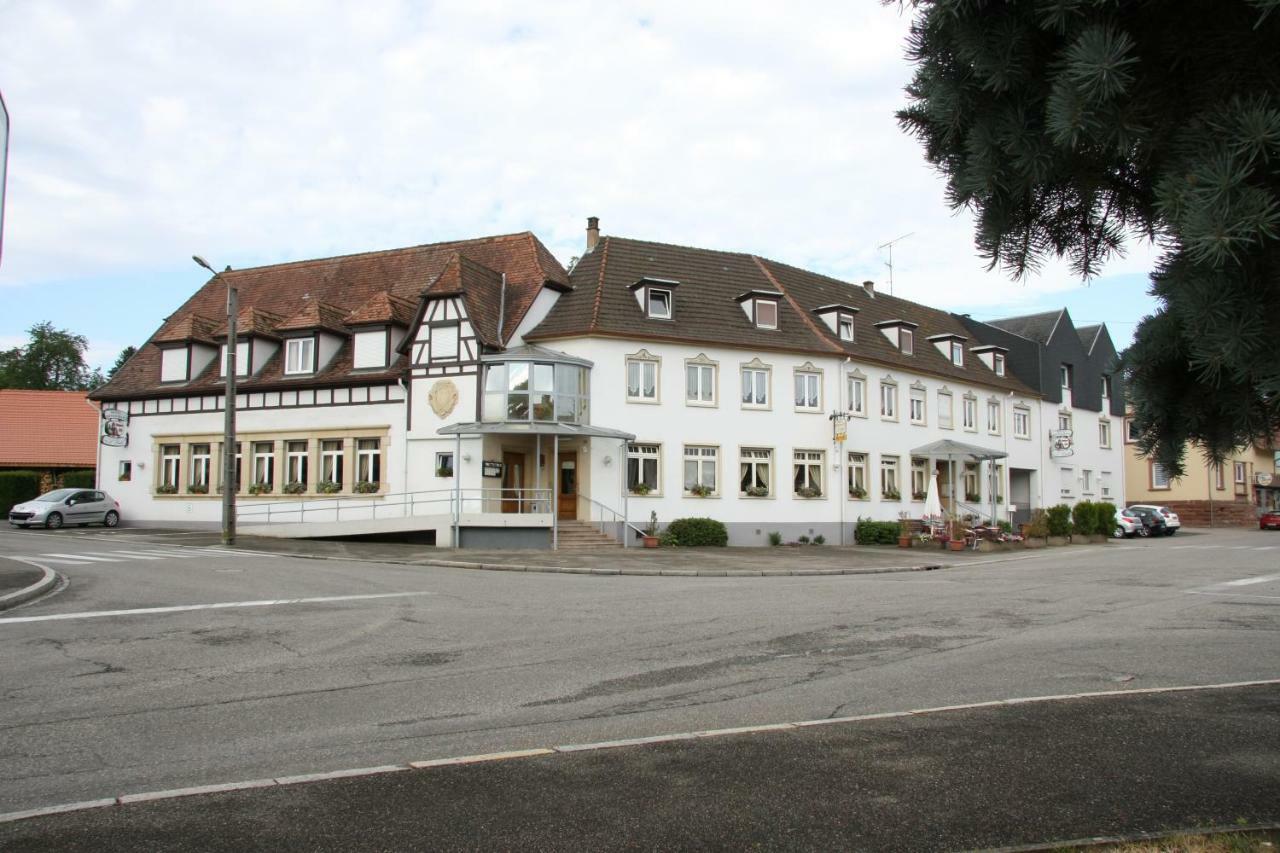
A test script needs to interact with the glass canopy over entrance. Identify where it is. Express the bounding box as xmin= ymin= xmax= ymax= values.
xmin=480 ymin=345 xmax=592 ymax=425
